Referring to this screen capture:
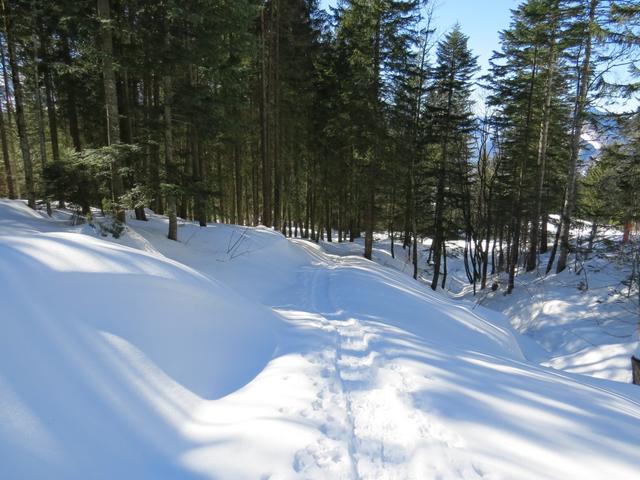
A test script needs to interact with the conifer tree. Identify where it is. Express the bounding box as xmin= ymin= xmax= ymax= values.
xmin=428 ymin=25 xmax=478 ymax=290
